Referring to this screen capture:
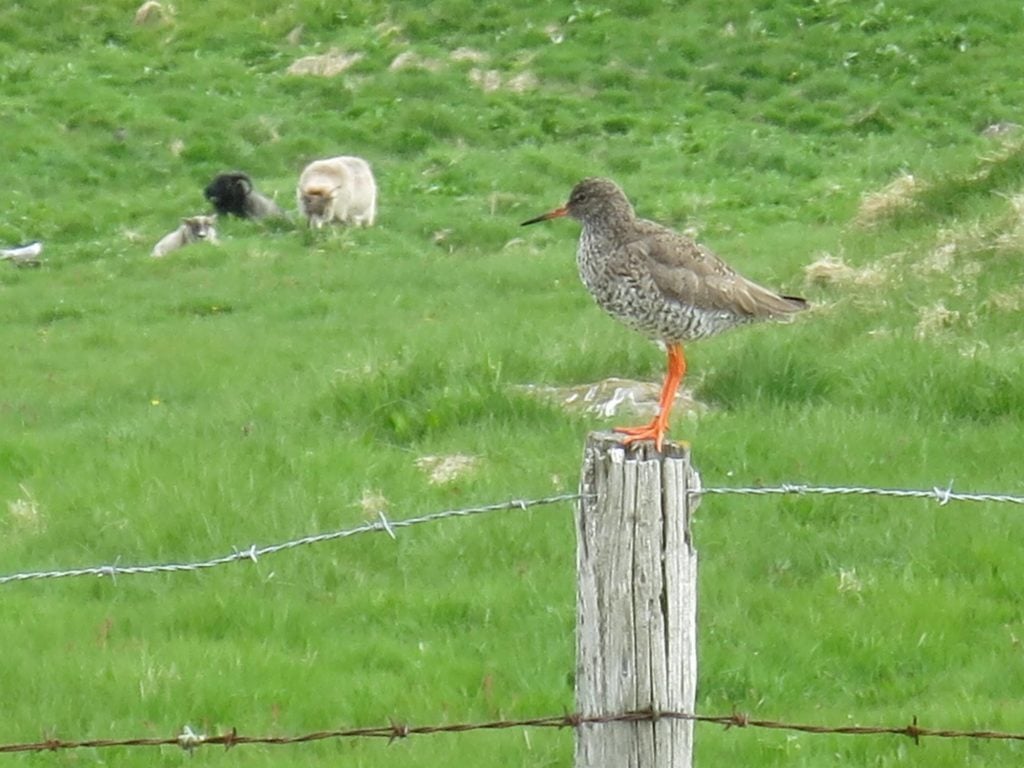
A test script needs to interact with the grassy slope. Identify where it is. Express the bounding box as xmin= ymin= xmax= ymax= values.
xmin=3 ymin=0 xmax=1024 ymax=765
